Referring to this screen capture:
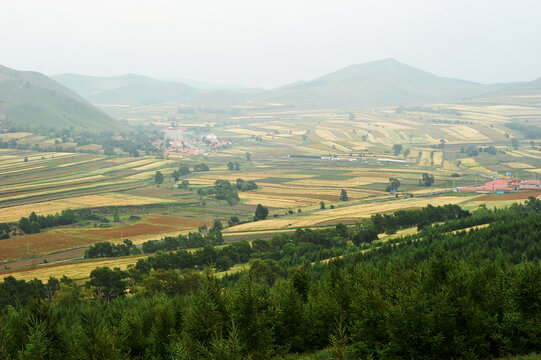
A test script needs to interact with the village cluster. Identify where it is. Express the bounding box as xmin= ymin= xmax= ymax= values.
xmin=162 ymin=127 xmax=231 ymax=157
